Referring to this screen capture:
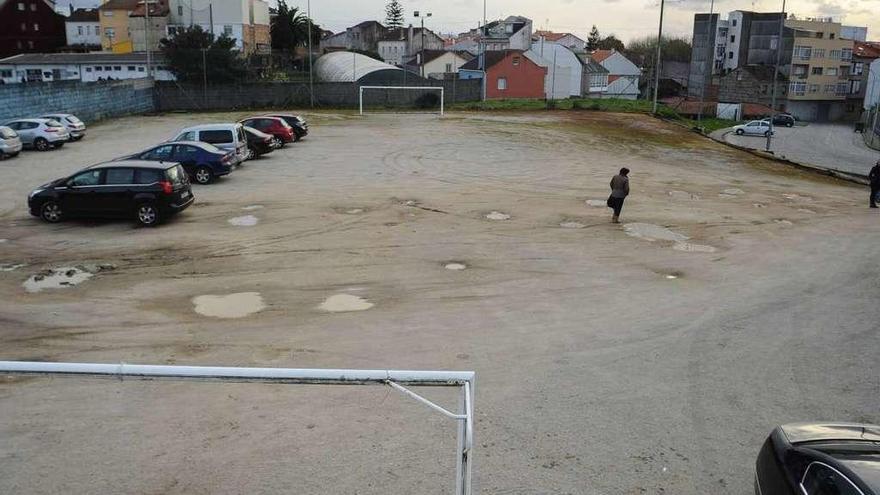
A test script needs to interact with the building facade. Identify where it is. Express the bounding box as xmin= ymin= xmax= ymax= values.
xmin=404 ymin=50 xmax=471 ymax=79
xmin=165 ymin=0 xmax=270 ymax=53
xmin=577 ymin=54 xmax=609 ymax=97
xmin=459 ymin=49 xmax=546 ymax=99
xmin=844 ymin=41 xmax=880 ymax=120
xmin=0 ymin=0 xmax=67 ymax=58
xmin=533 ymin=30 xmax=587 ymax=52
xmin=0 ymin=52 xmax=175 ymax=83
xmin=99 ymin=0 xmax=138 ymax=52
xmin=377 ymin=26 xmax=444 ymax=66
xmin=531 ymin=40 xmax=582 ymax=98
xmin=320 ymin=20 xmax=386 ymax=54
xmin=129 ymin=0 xmax=168 ymax=52
xmin=784 ymin=18 xmax=853 ymax=121
xmin=592 ymin=49 xmax=640 ymax=99
xmin=64 ymin=8 xmax=101 ymax=49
